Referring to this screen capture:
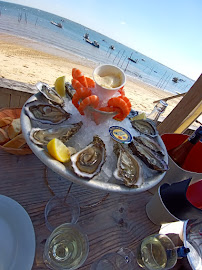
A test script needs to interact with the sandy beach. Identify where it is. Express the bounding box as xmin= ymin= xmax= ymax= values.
xmin=0 ymin=33 xmax=183 ymax=117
